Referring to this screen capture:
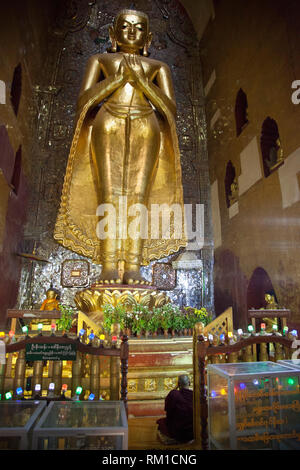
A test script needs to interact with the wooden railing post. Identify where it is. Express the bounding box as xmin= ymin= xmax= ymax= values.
xmin=90 ymin=348 xmax=100 ymax=399
xmin=120 ymin=335 xmax=129 ymax=417
xmin=197 ymin=335 xmax=209 ymax=450
xmin=53 ymin=361 xmax=62 ymax=395
xmin=0 ymin=363 xmax=5 ymax=398
xmin=110 ymin=356 xmax=119 ymax=401
xmin=32 ymin=361 xmax=43 ymax=392
xmin=72 ymin=351 xmax=82 ymax=395
xmin=193 ymin=324 xmax=209 ymax=451
xmin=259 ymin=342 xmax=268 ymax=361
xmin=13 ymin=349 xmax=26 ymax=392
